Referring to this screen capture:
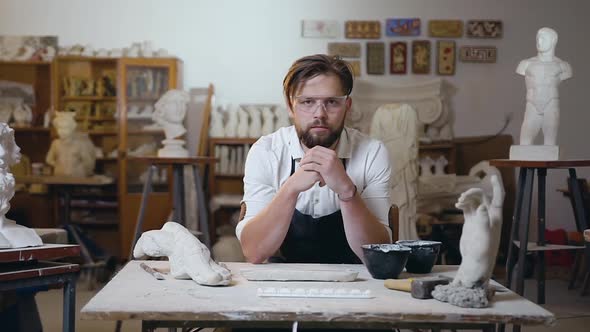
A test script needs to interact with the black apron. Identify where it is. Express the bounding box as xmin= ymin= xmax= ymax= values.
xmin=271 ymin=157 xmax=361 ymax=264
